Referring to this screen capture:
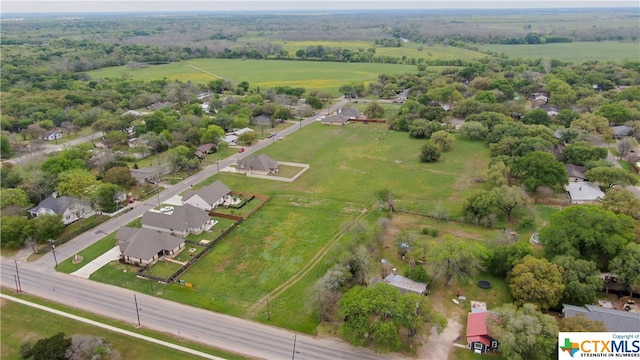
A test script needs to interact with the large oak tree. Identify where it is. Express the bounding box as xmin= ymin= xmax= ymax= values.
xmin=540 ymin=205 xmax=635 ymax=269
